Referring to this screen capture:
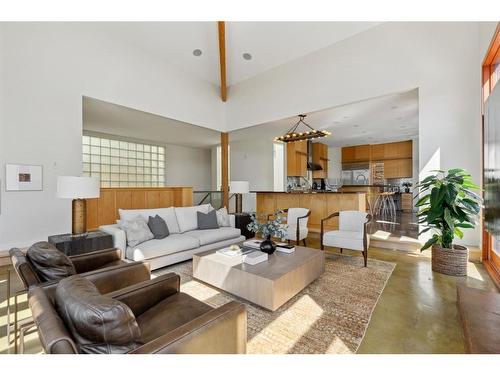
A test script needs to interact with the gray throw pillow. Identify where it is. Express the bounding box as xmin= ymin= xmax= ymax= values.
xmin=148 ymin=215 xmax=169 ymax=239
xmin=55 ymin=275 xmax=142 ymax=354
xmin=119 ymin=217 xmax=154 ymax=247
xmin=197 ymin=210 xmax=220 ymax=230
xmin=26 ymin=241 xmax=76 ymax=282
